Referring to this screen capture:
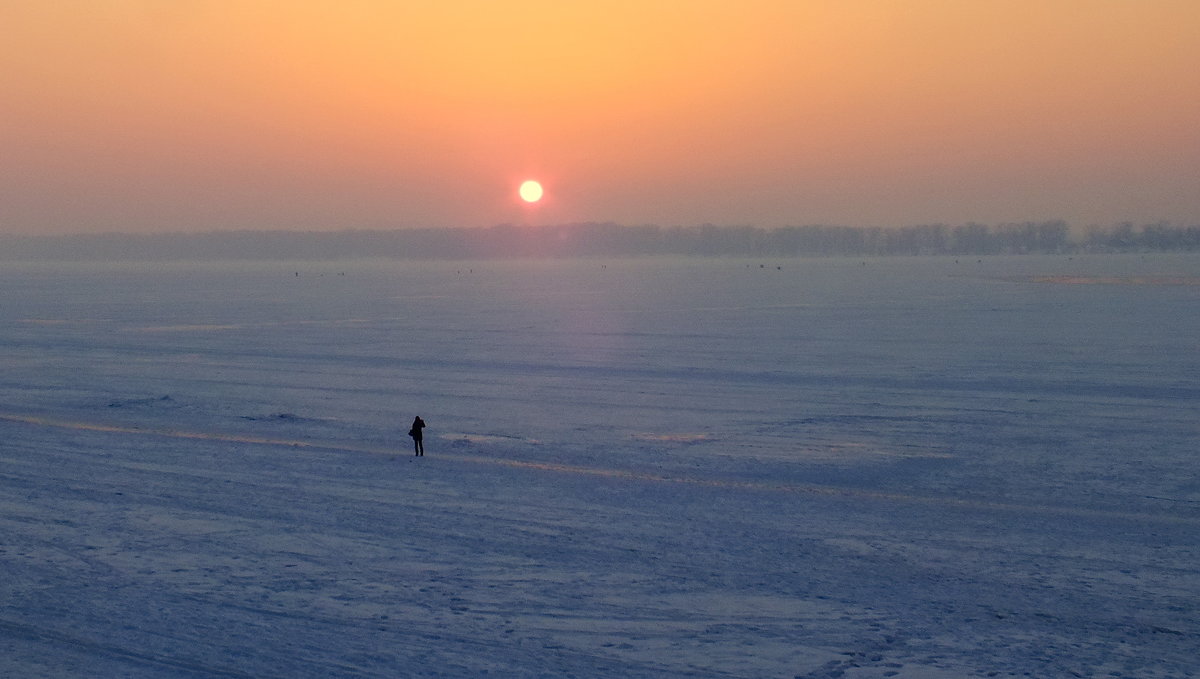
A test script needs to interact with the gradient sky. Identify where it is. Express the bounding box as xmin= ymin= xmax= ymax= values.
xmin=3 ymin=1 xmax=1199 ymax=235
